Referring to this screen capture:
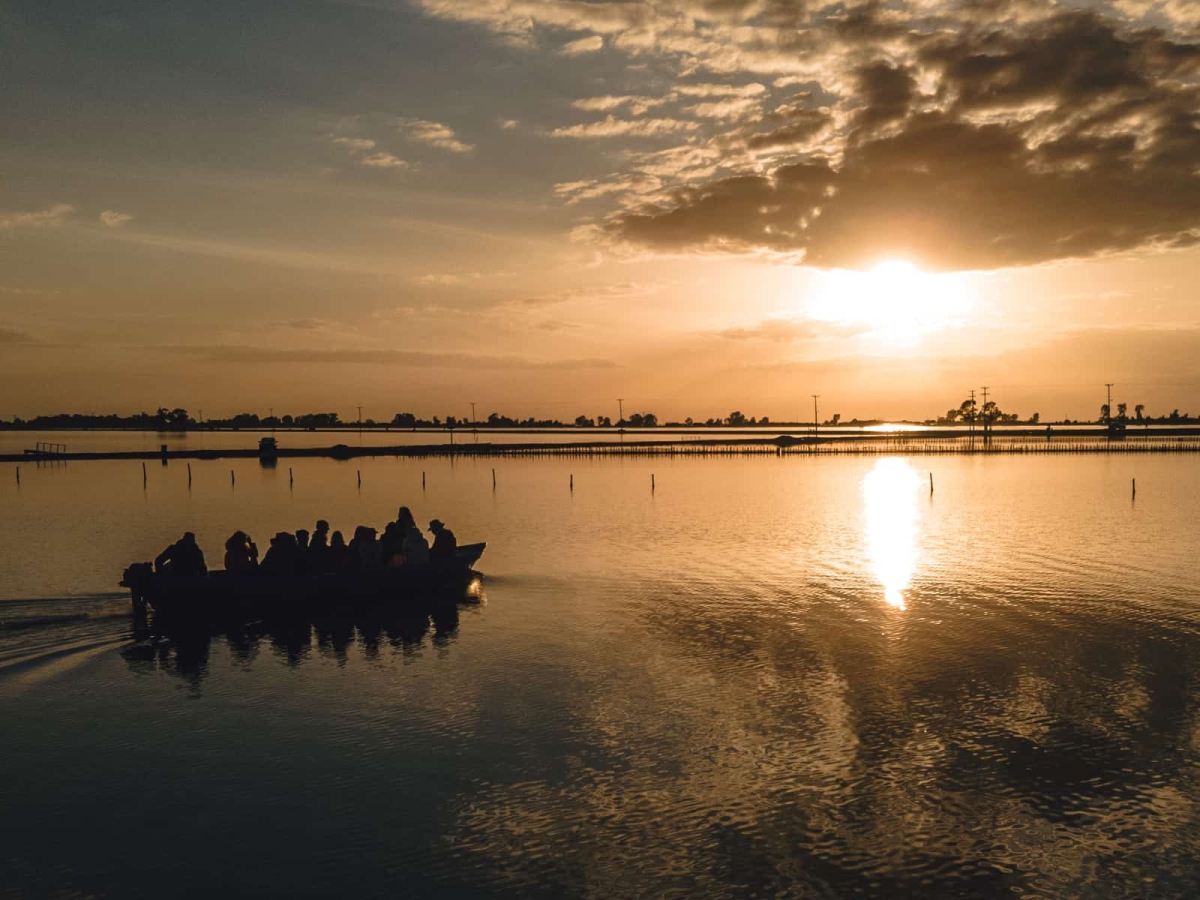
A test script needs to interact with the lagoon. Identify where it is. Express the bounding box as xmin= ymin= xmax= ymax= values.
xmin=2 ymin=453 xmax=1199 ymax=898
